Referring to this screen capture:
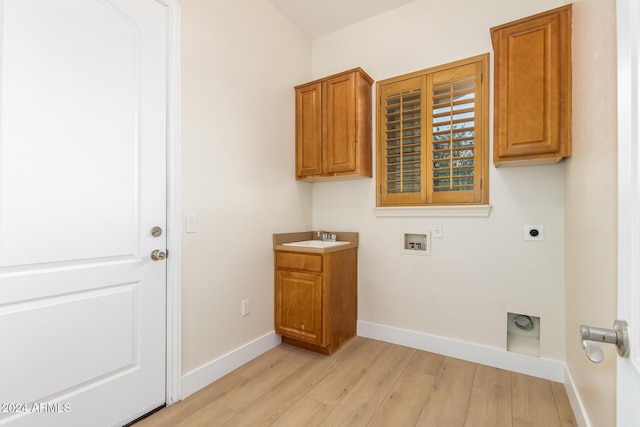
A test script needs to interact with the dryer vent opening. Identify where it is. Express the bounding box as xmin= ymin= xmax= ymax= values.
xmin=507 ymin=312 xmax=540 ymax=357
